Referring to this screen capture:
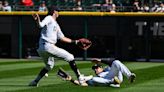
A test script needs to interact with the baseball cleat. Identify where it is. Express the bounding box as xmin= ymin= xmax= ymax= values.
xmin=57 ymin=68 xmax=72 ymax=81
xmin=29 ymin=80 xmax=38 ymax=87
xmin=129 ymin=73 xmax=136 ymax=83
xmin=78 ymin=80 xmax=88 ymax=87
xmin=113 ymin=76 xmax=121 ymax=84
xmin=71 ymin=79 xmax=88 ymax=86
xmin=80 ymin=82 xmax=88 ymax=86
xmin=110 ymin=84 xmax=120 ymax=88
xmin=79 ymin=74 xmax=93 ymax=82
xmin=78 ymin=74 xmax=93 ymax=86
xmin=64 ymin=75 xmax=72 ymax=81
xmin=73 ymin=80 xmax=80 ymax=85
